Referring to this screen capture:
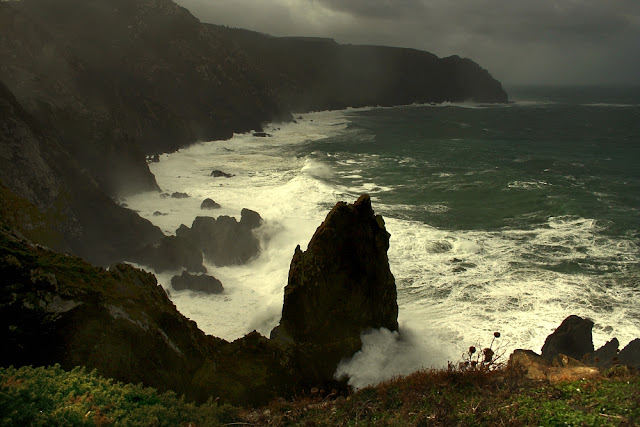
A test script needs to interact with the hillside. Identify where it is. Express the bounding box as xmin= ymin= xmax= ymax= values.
xmin=1 ymin=0 xmax=507 ymax=264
